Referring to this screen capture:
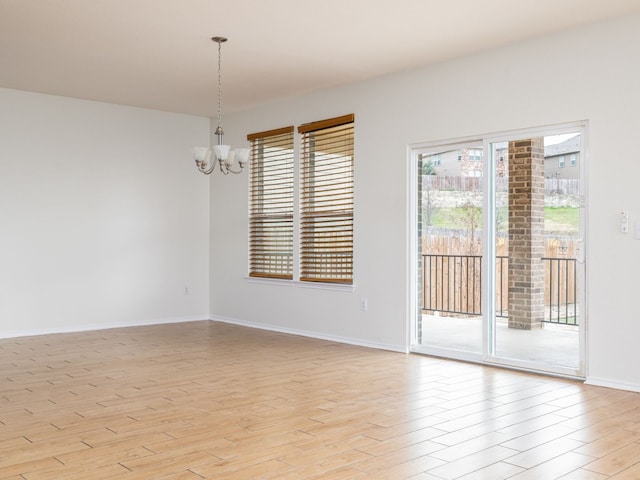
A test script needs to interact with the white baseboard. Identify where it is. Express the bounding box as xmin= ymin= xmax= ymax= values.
xmin=0 ymin=315 xmax=209 ymax=340
xmin=209 ymin=314 xmax=408 ymax=354
xmin=585 ymin=376 xmax=640 ymax=393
